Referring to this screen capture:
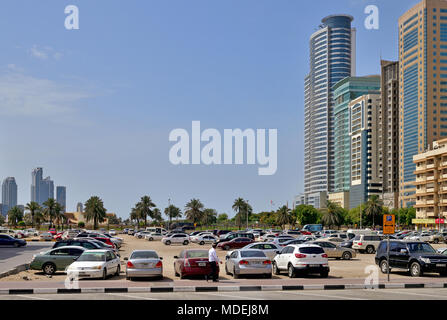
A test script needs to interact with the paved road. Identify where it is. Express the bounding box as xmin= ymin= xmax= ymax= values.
xmin=0 ymin=243 xmax=53 ymax=273
xmin=2 ymin=288 xmax=447 ymax=300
